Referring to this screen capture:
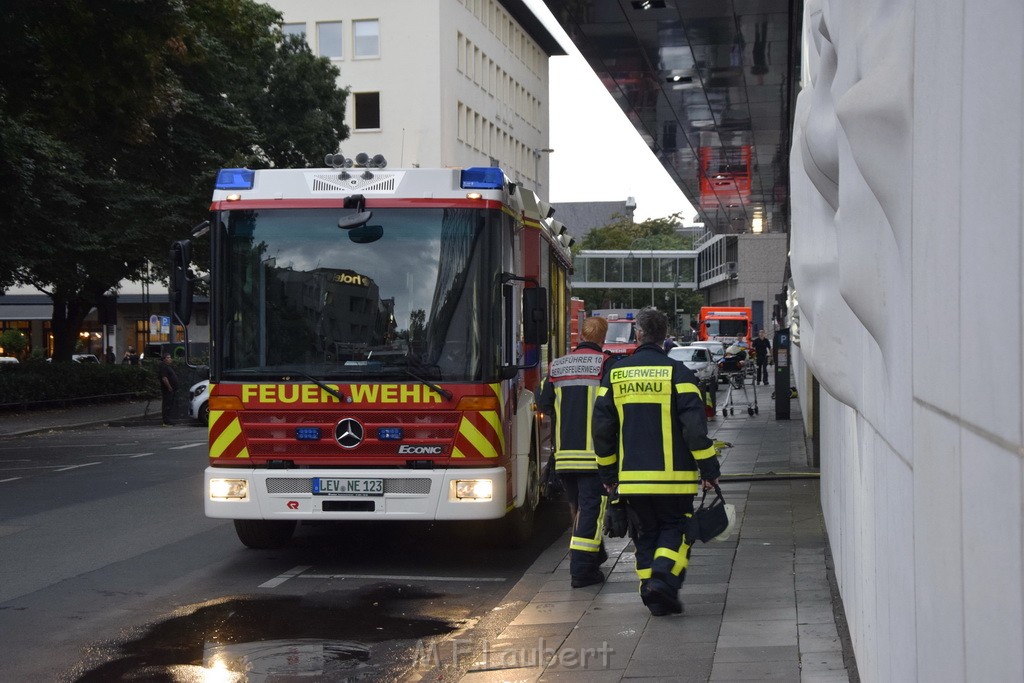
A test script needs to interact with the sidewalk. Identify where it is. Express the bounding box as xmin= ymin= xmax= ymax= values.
xmin=0 ymin=399 xmax=158 ymax=437
xmin=453 ymin=385 xmax=856 ymax=682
